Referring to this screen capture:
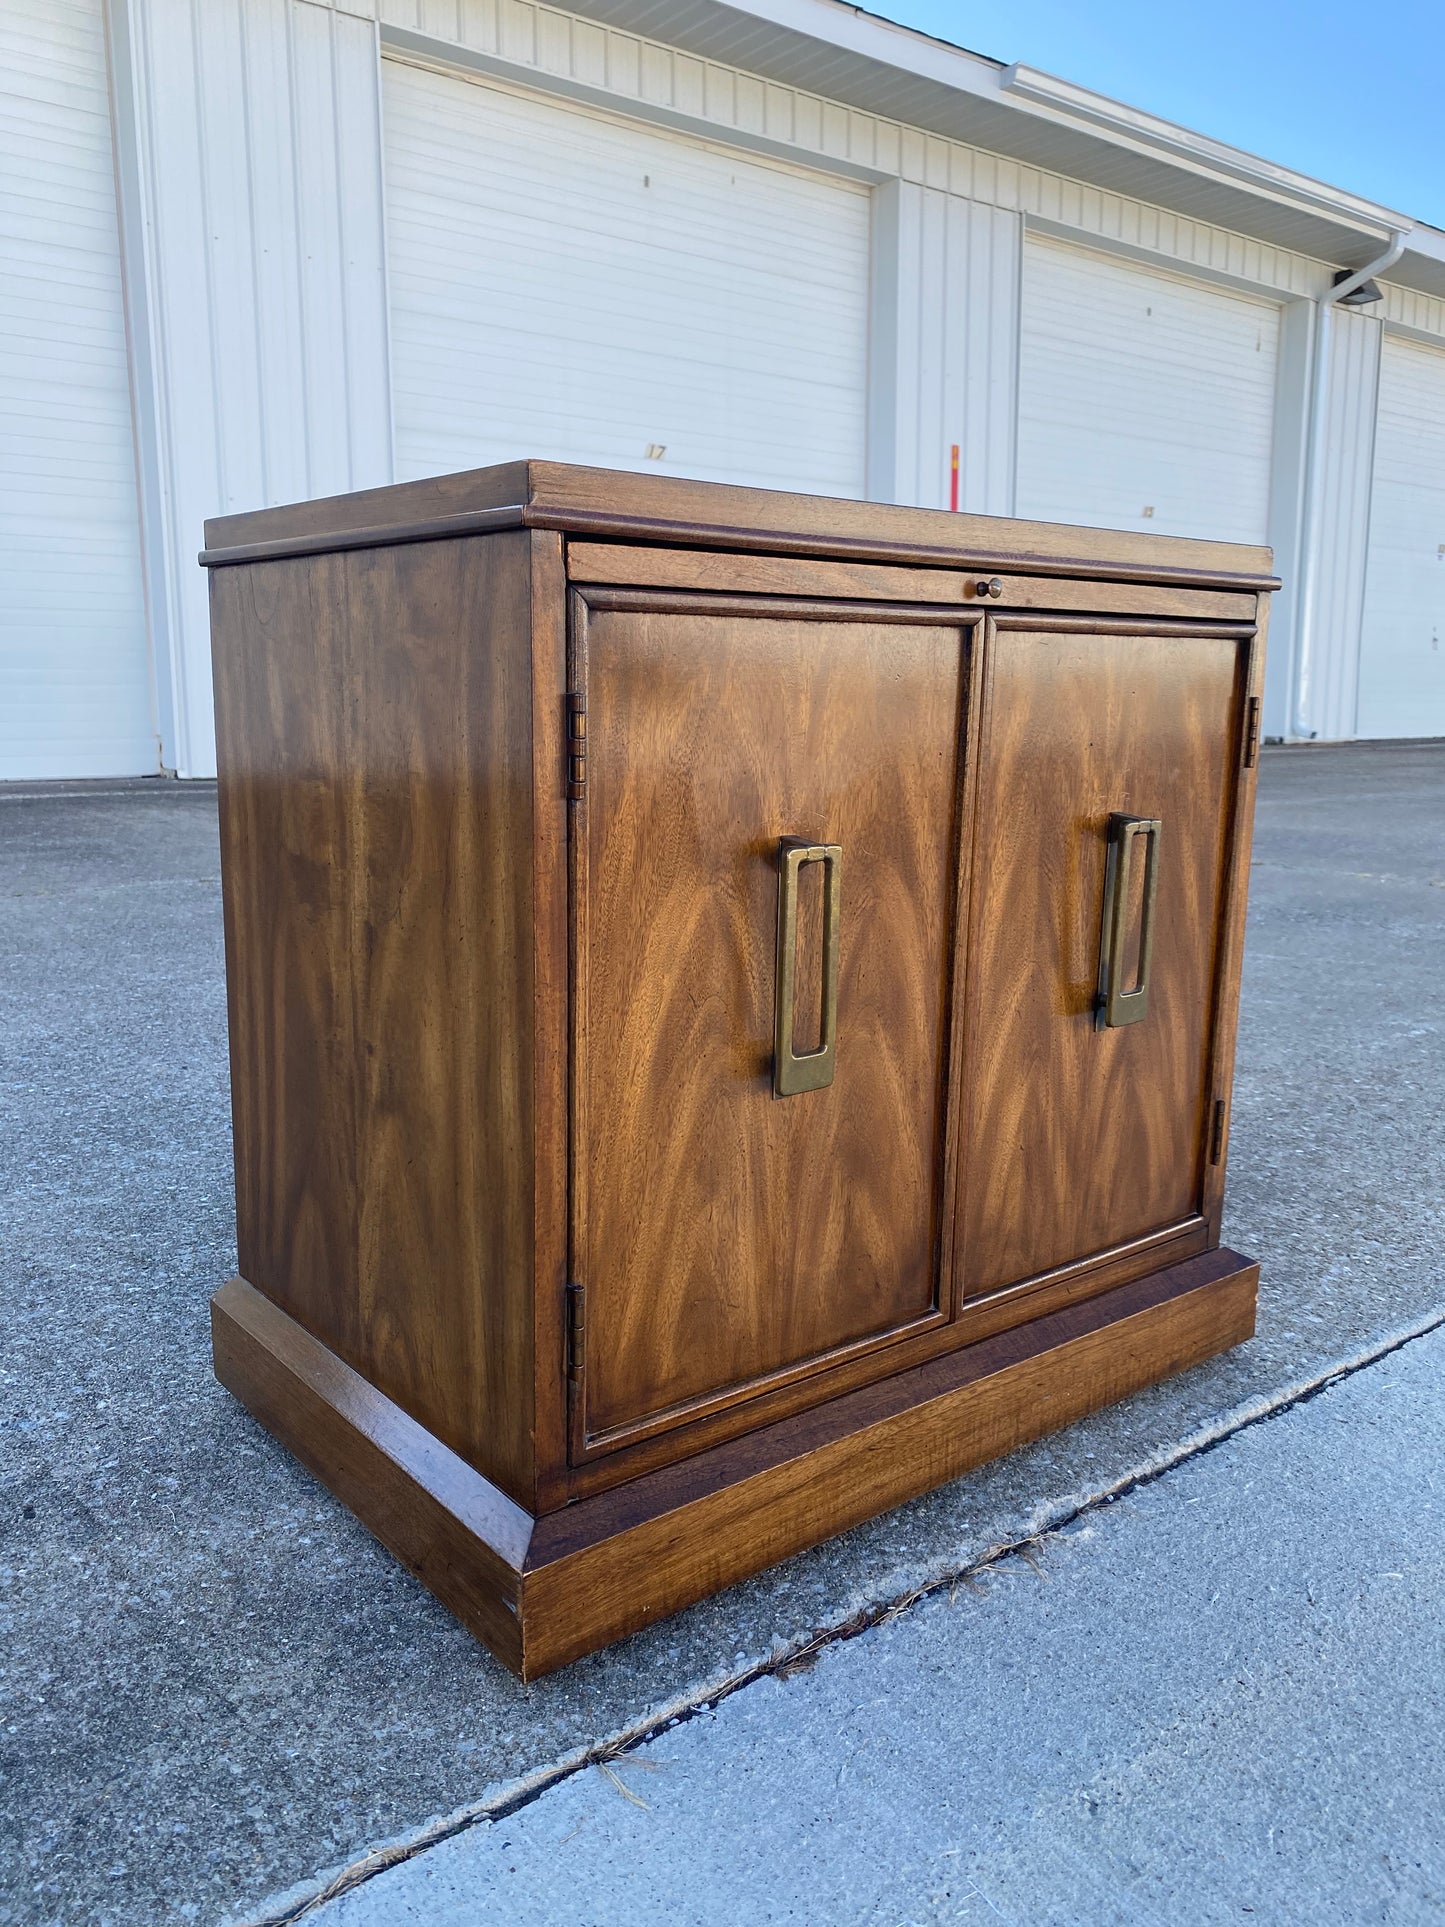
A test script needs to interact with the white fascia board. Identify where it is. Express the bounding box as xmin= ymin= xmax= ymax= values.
xmin=579 ymin=0 xmax=1418 ymax=256
xmin=1002 ymin=64 xmax=1413 ymax=236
